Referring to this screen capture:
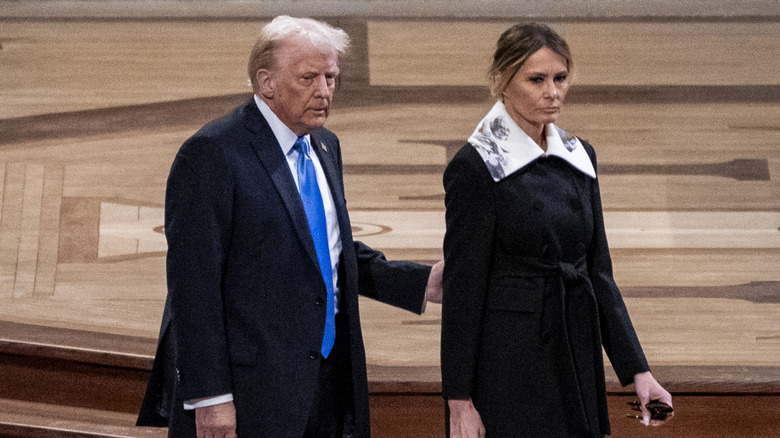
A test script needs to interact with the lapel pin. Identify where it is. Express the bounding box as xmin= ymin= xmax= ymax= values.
xmin=321 ymin=142 xmax=328 ymax=152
